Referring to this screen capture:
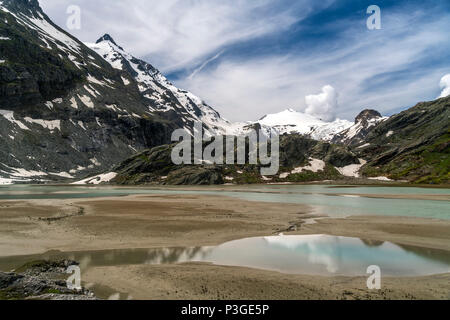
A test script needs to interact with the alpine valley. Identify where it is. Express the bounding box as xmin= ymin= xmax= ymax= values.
xmin=0 ymin=0 xmax=449 ymax=185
